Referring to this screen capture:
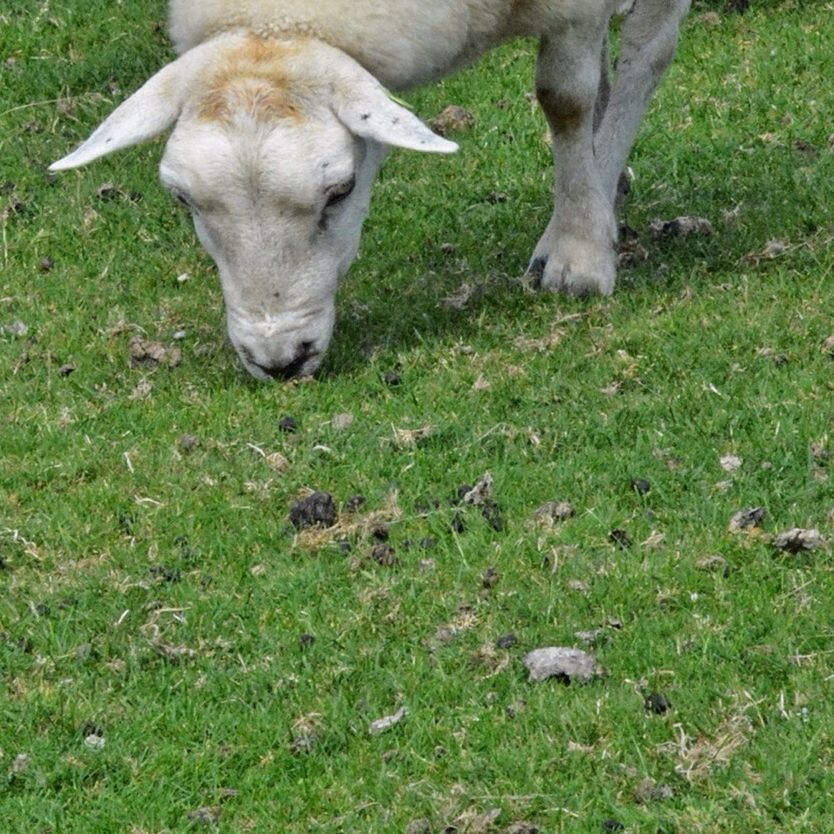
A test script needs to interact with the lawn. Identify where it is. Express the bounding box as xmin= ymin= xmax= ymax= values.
xmin=1 ymin=1 xmax=833 ymax=832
